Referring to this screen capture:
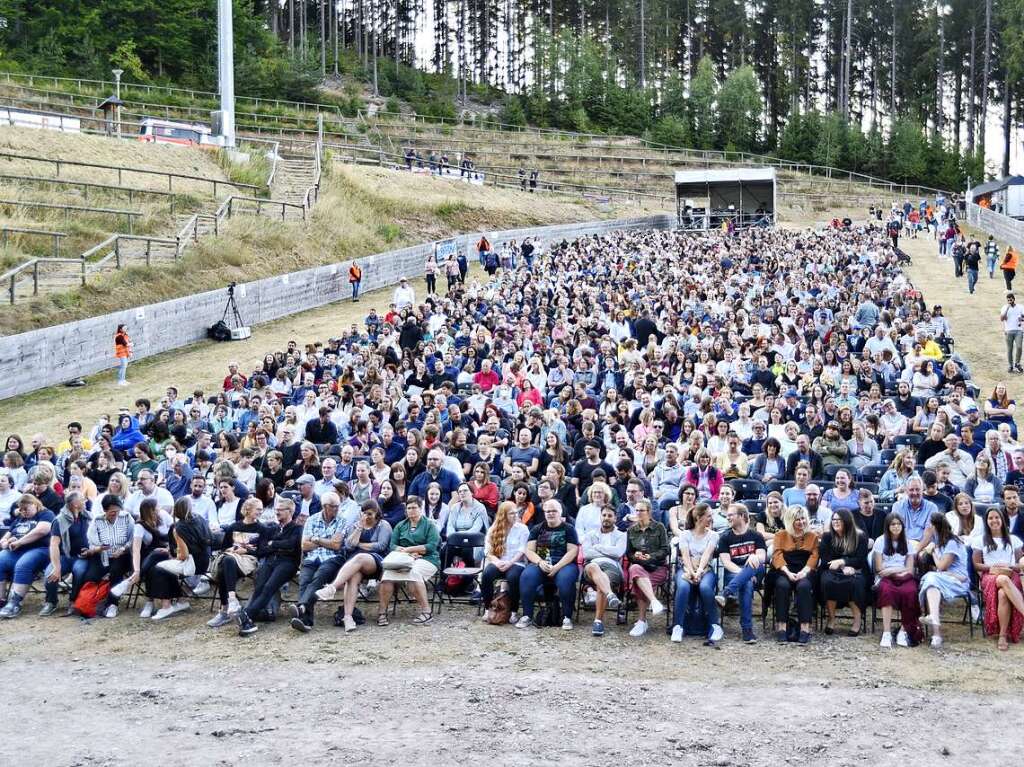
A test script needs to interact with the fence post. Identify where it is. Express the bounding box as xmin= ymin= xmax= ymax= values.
xmin=53 ymin=234 xmax=59 ymax=258
xmin=80 ymin=256 xmax=85 ymax=286
xmin=128 ymin=214 xmax=134 ymax=235
xmin=114 ymin=238 xmax=121 ymax=268
xmin=145 ymin=240 xmax=151 ymax=267
xmin=33 ymin=260 xmax=39 ymax=295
